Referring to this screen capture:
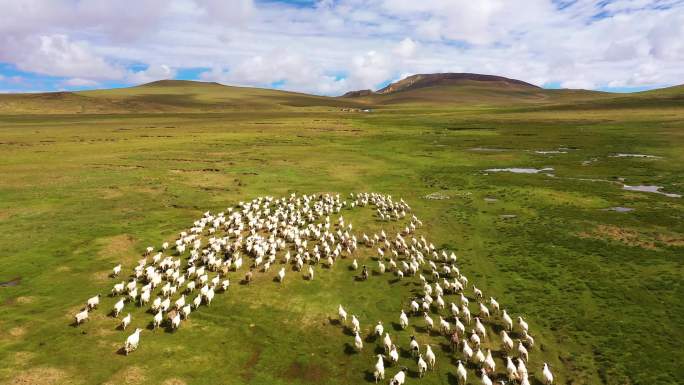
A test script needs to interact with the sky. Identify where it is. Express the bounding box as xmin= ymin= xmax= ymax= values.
xmin=1 ymin=0 xmax=683 ymax=95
